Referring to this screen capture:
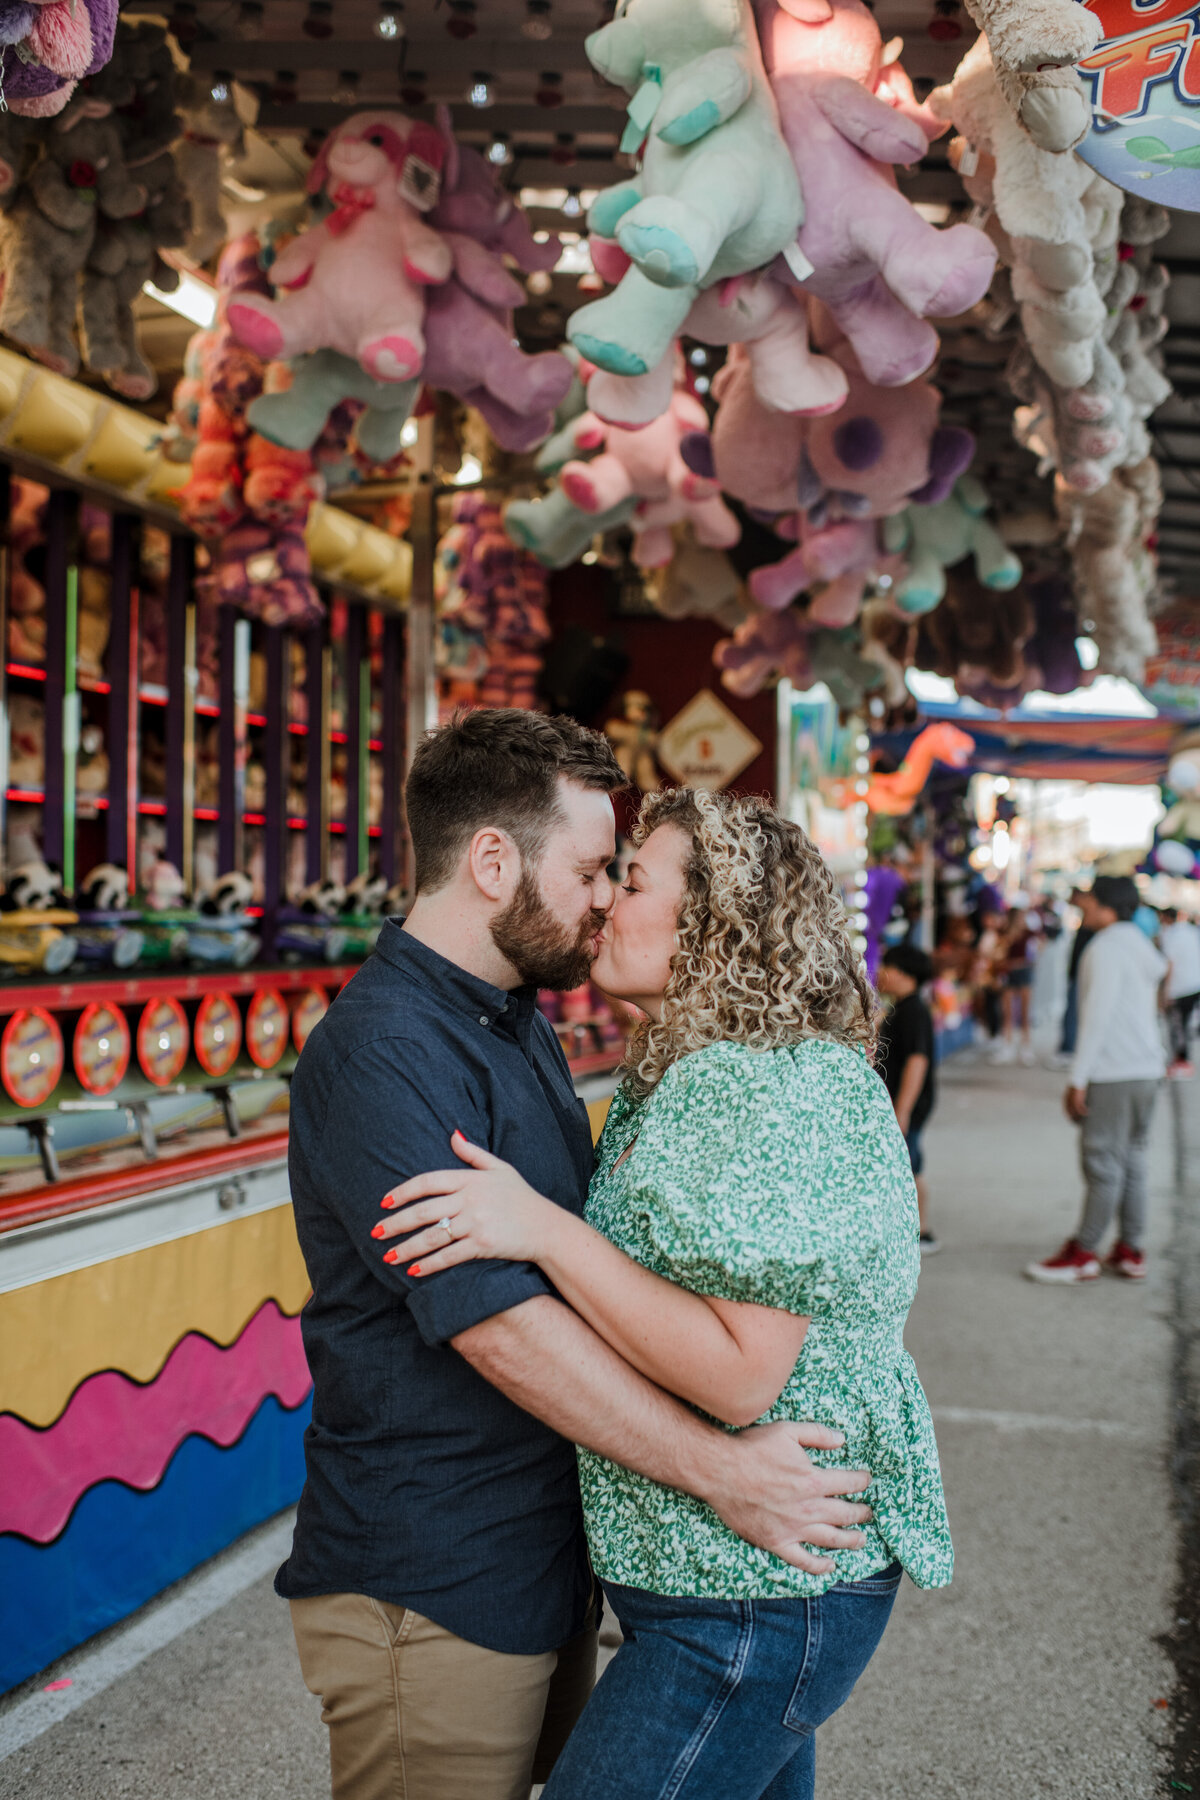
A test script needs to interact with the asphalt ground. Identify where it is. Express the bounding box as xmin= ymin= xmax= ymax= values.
xmin=0 ymin=1049 xmax=1191 ymax=1799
